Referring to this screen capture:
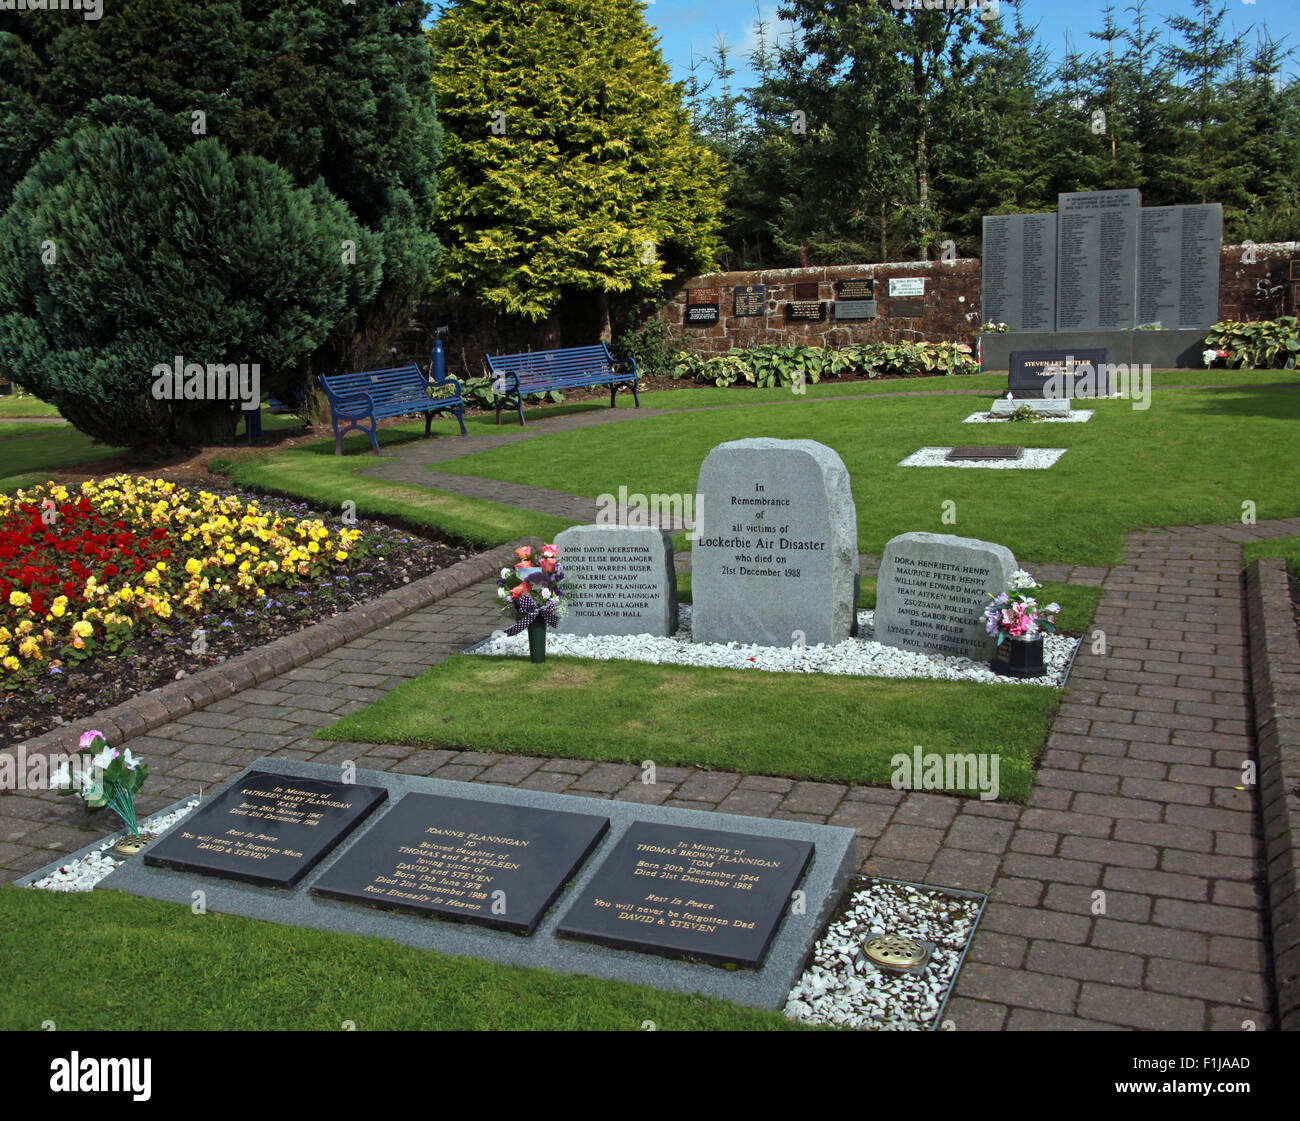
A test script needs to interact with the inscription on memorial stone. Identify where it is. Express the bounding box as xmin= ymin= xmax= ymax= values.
xmin=836 ymin=278 xmax=874 ymax=300
xmin=692 ymin=439 xmax=858 ymax=648
xmin=1055 ymin=189 xmax=1140 ymax=331
xmin=874 ymin=532 xmax=1018 ymax=660
xmin=1137 ymin=204 xmax=1223 ymax=329
xmin=1008 ymin=348 xmax=1108 ymax=398
xmin=784 ymin=300 xmax=825 ymax=322
xmin=734 ymin=284 xmax=767 ymax=317
xmin=144 ymin=772 xmax=387 ymax=888
xmin=553 ymin=524 xmax=677 ymax=637
xmin=311 ymin=794 xmax=610 ymax=934
xmin=834 ymin=300 xmax=877 ymax=320
xmin=980 ymin=212 xmax=1057 ymax=331
xmin=557 ymin=822 xmax=814 ymax=968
